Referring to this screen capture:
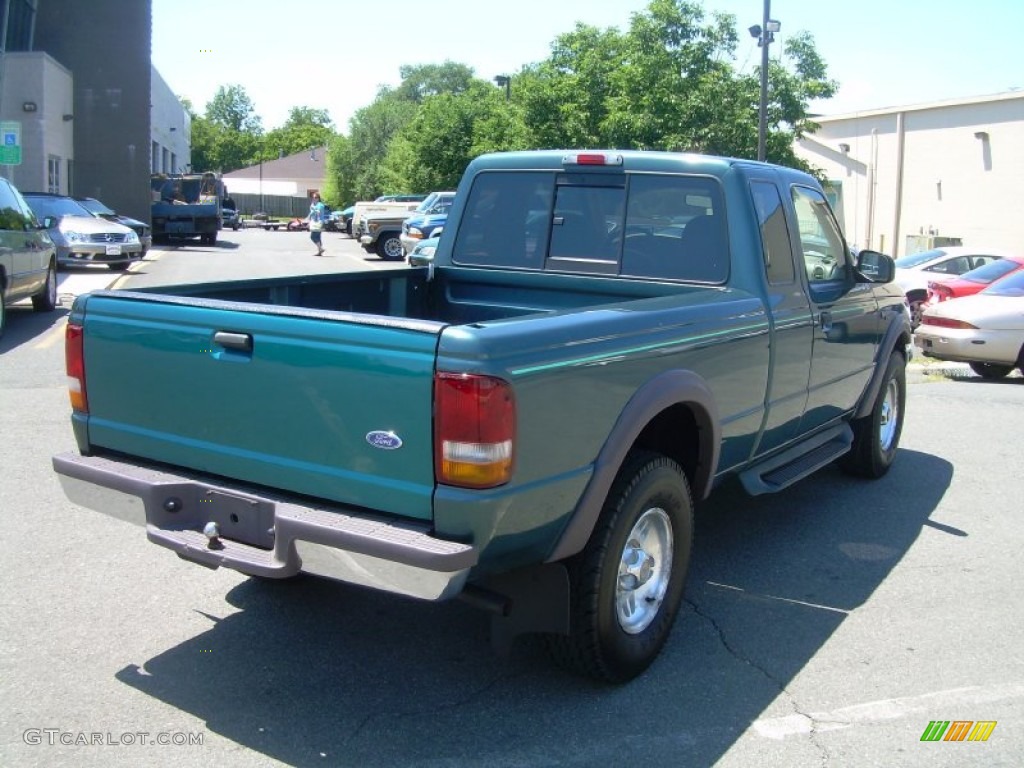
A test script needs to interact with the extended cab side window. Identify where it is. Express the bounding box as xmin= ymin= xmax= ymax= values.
xmin=751 ymin=181 xmax=795 ymax=284
xmin=791 ymin=185 xmax=848 ymax=283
